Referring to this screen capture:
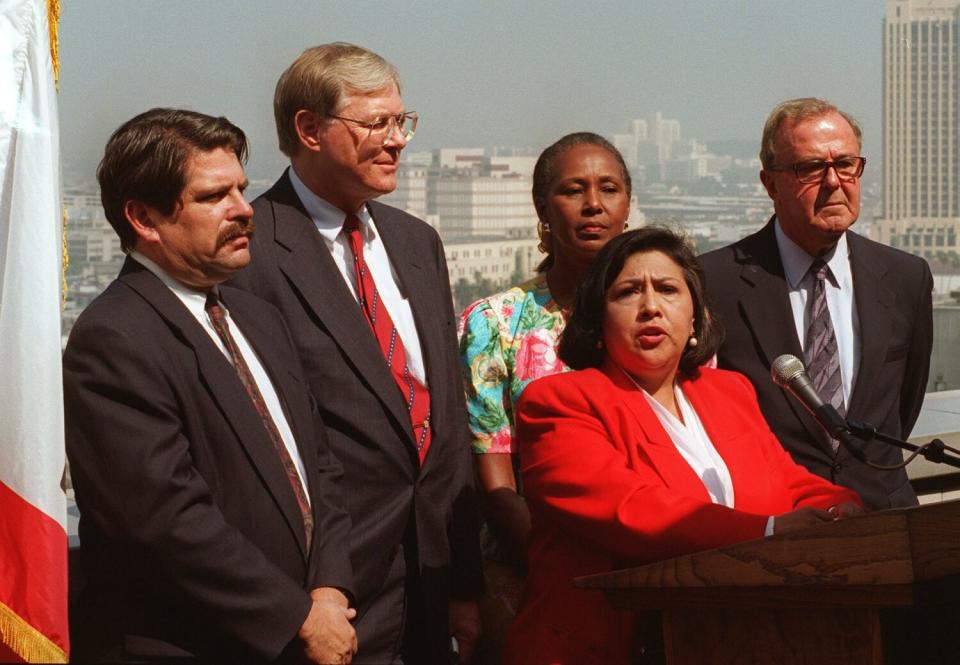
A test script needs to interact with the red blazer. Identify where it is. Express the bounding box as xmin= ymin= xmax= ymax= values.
xmin=504 ymin=362 xmax=861 ymax=665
